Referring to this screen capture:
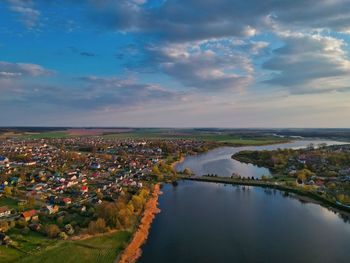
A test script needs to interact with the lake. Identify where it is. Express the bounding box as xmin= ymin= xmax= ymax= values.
xmin=176 ymin=140 xmax=348 ymax=178
xmin=138 ymin=139 xmax=350 ymax=263
xmin=138 ymin=181 xmax=350 ymax=263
